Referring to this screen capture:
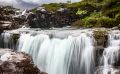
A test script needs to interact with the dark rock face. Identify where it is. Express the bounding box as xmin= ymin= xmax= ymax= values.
xmin=27 ymin=9 xmax=78 ymax=28
xmin=0 ymin=49 xmax=47 ymax=74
